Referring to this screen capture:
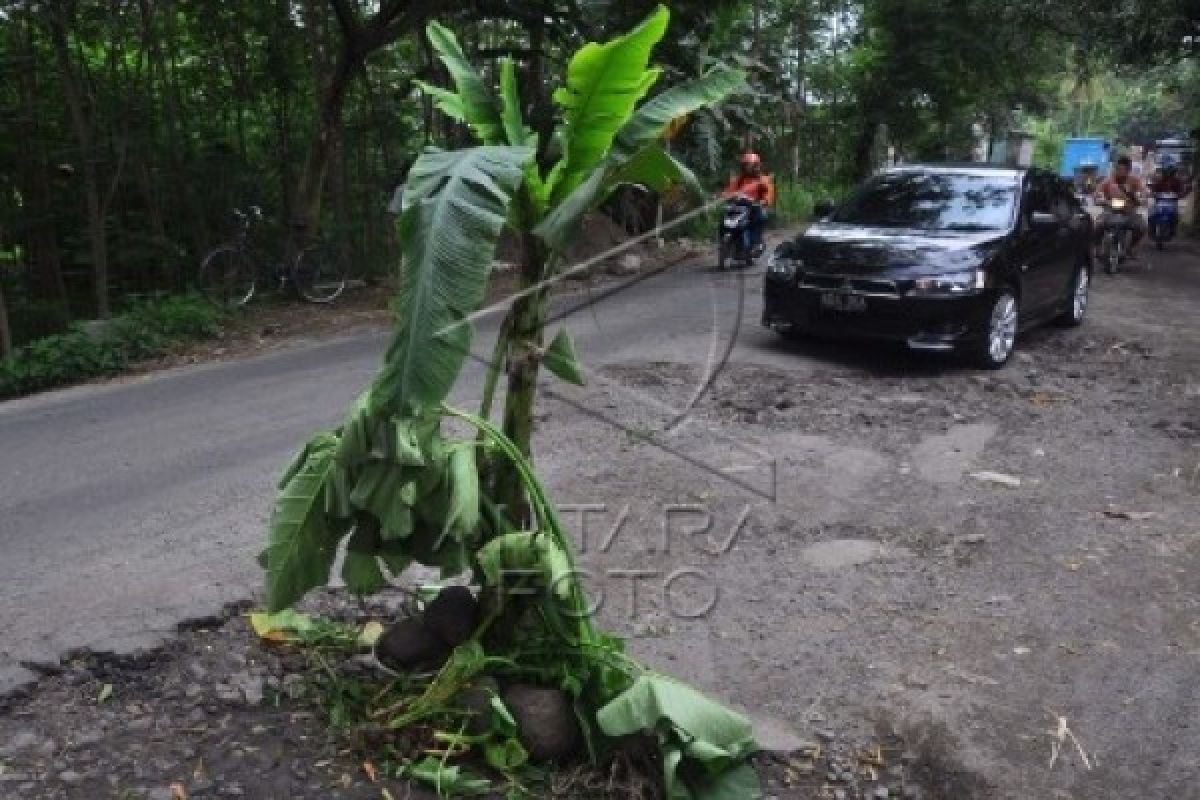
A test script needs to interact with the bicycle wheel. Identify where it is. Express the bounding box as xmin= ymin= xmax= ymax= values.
xmin=197 ymin=245 xmax=256 ymax=308
xmin=293 ymin=242 xmax=348 ymax=303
